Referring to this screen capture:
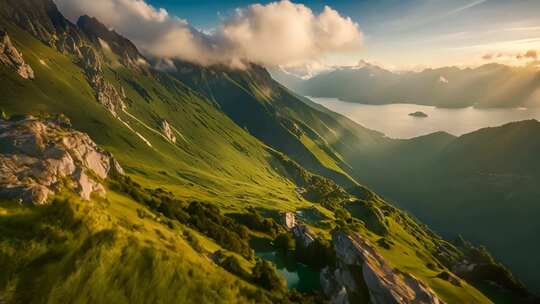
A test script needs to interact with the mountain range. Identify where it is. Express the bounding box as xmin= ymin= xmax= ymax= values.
xmin=273 ymin=62 xmax=540 ymax=108
xmin=0 ymin=0 xmax=538 ymax=303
